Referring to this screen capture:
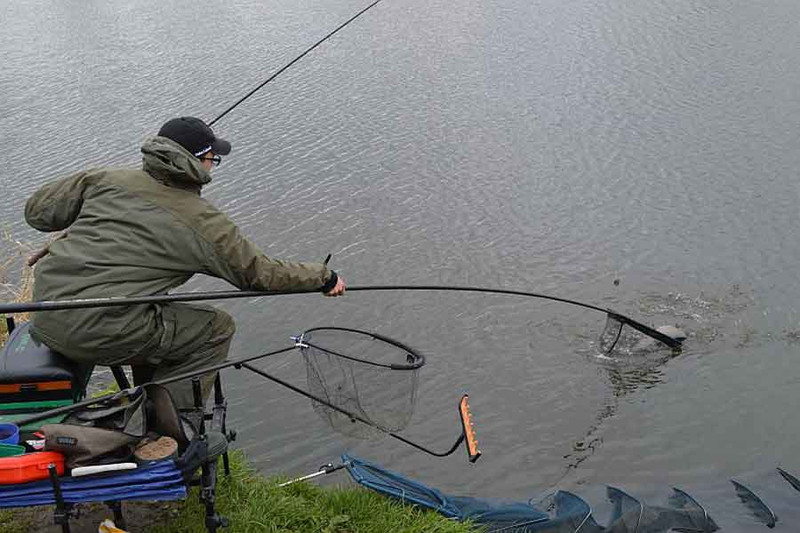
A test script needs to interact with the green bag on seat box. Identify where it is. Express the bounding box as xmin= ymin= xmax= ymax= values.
xmin=42 ymin=424 xmax=139 ymax=469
